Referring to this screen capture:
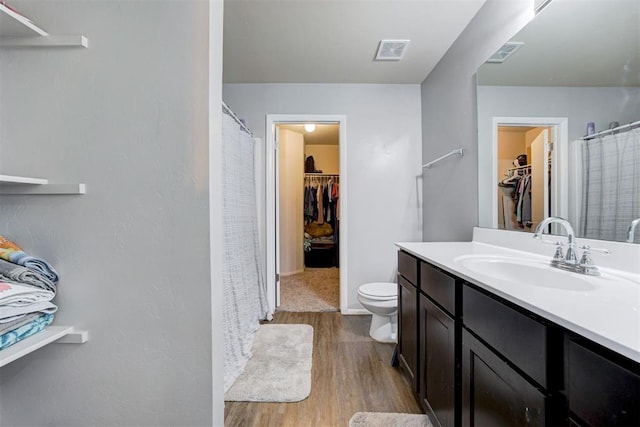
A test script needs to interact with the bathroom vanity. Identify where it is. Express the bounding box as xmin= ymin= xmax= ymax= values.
xmin=396 ymin=229 xmax=640 ymax=427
